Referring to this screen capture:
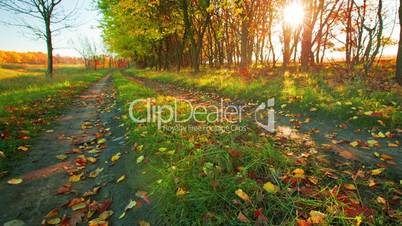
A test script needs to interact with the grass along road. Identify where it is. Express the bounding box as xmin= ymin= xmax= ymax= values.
xmin=0 ymin=67 xmax=106 ymax=172
xmin=114 ymin=71 xmax=401 ymax=225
